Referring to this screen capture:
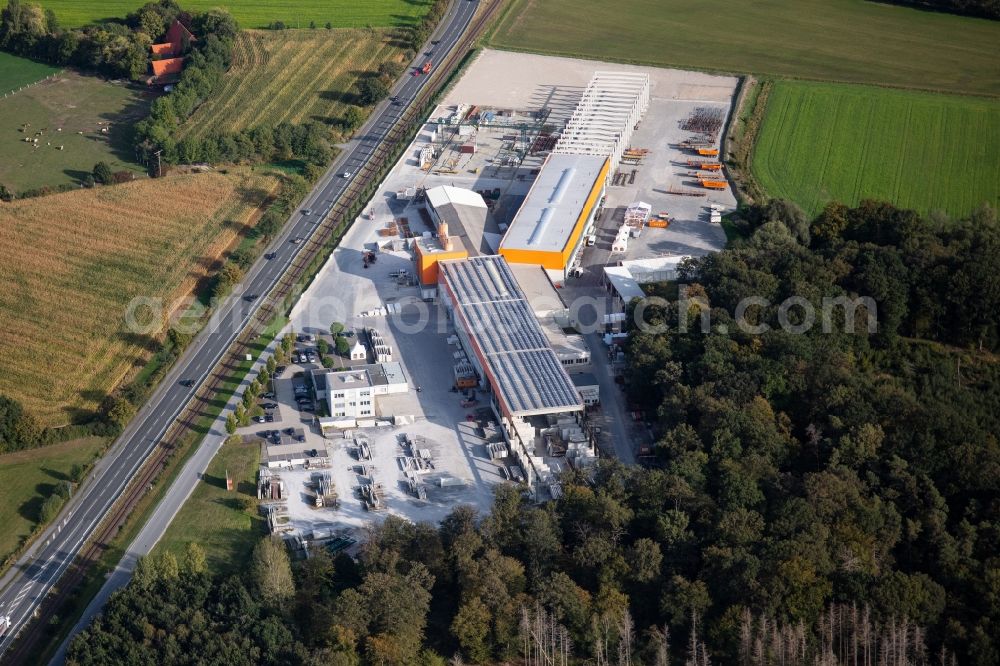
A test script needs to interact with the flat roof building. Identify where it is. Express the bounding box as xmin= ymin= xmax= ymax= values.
xmin=508 ymin=263 xmax=590 ymax=372
xmin=499 ymin=153 xmax=609 ymax=276
xmin=414 ymin=232 xmax=467 ymax=286
xmin=438 ymin=255 xmax=586 ymax=494
xmin=438 ymin=256 xmax=583 ymax=419
xmin=311 ymin=363 xmax=408 ymax=426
